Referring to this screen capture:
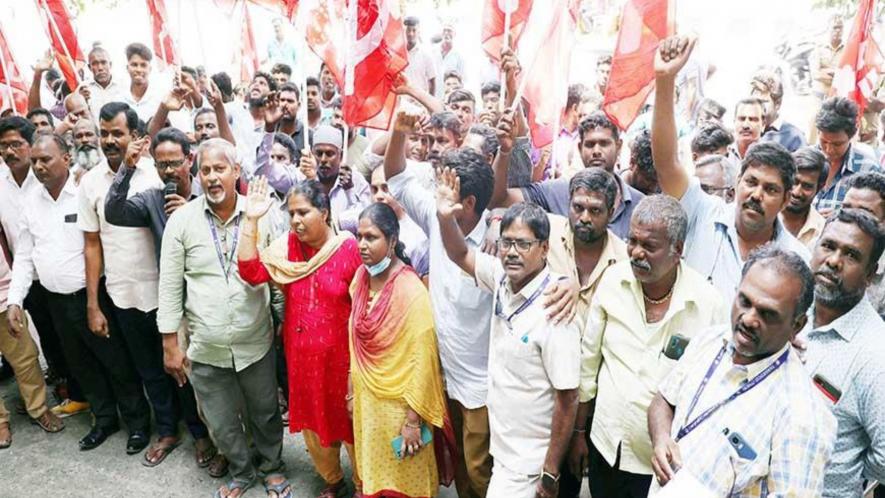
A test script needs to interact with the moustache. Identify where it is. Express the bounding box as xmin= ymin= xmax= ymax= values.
xmin=742 ymin=199 xmax=764 ymax=215
xmin=734 ymin=320 xmax=758 ymax=343
xmin=815 ymin=268 xmax=842 ymax=286
xmin=630 ymin=258 xmax=651 ymax=272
